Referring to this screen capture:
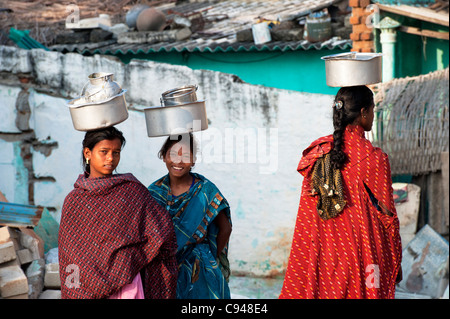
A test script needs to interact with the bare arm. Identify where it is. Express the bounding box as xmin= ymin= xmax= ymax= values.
xmin=214 ymin=211 xmax=232 ymax=257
